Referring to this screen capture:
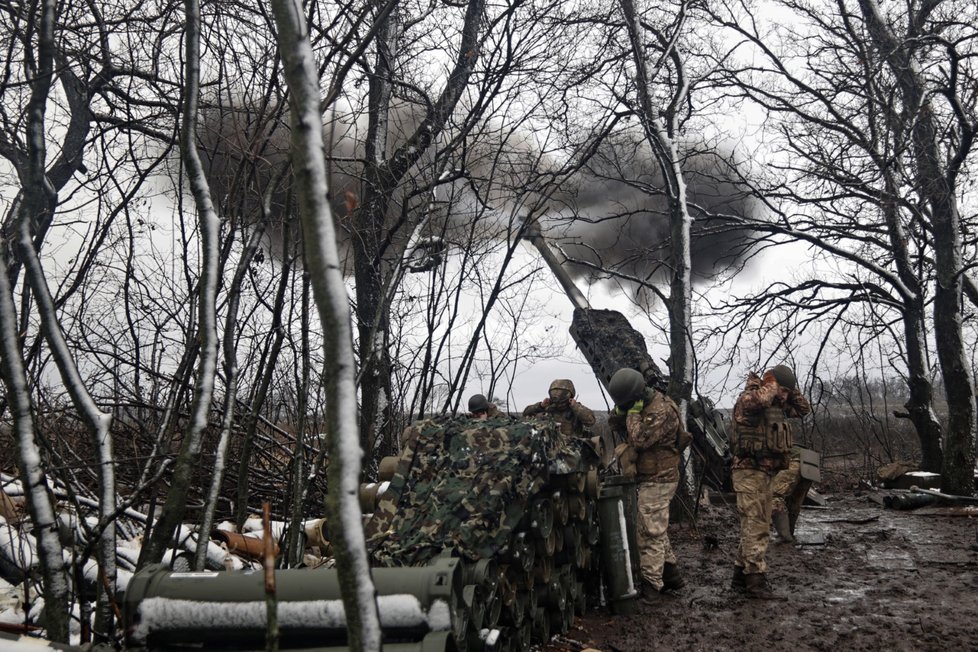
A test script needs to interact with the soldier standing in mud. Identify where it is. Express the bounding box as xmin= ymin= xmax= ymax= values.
xmin=730 ymin=365 xmax=811 ymax=598
xmin=522 ymin=379 xmax=596 ymax=437
xmin=607 ymin=368 xmax=691 ymax=596
xmin=467 ymin=394 xmax=501 ymax=420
